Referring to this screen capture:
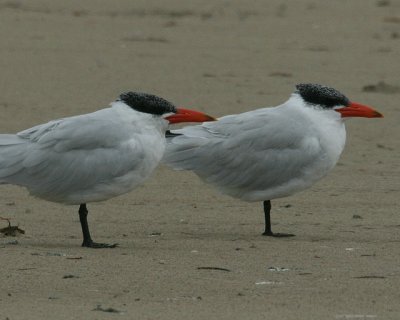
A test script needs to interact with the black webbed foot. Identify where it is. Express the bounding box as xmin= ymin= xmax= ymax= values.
xmin=262 ymin=231 xmax=295 ymax=238
xmin=262 ymin=200 xmax=295 ymax=238
xmin=78 ymin=204 xmax=118 ymax=249
xmin=82 ymin=240 xmax=118 ymax=249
